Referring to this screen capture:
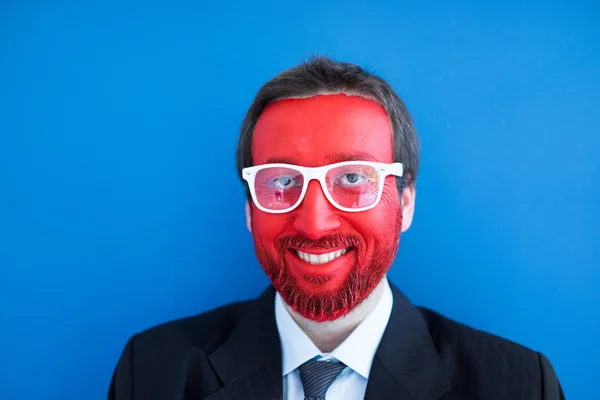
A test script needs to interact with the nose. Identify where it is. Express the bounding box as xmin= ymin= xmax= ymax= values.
xmin=292 ymin=180 xmax=342 ymax=239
